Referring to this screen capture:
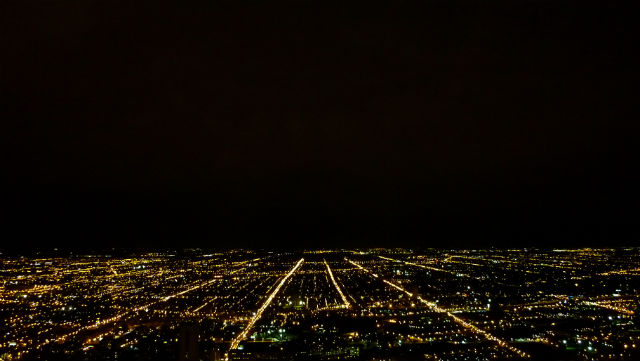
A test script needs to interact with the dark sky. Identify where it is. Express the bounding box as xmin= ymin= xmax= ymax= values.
xmin=2 ymin=0 xmax=639 ymax=251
